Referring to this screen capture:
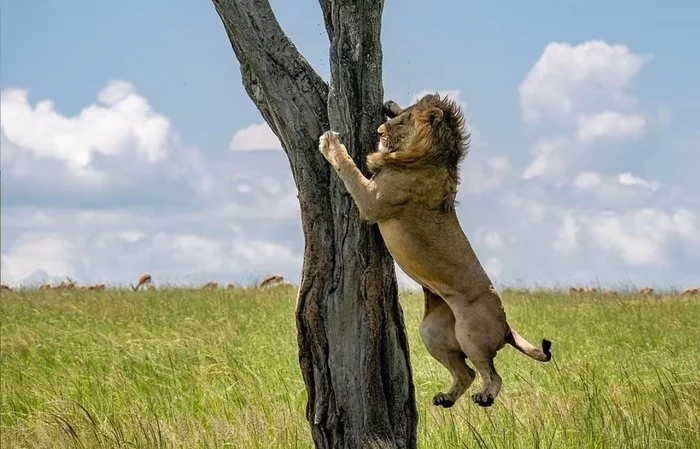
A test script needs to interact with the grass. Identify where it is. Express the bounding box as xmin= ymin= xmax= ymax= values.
xmin=1 ymin=287 xmax=699 ymax=448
